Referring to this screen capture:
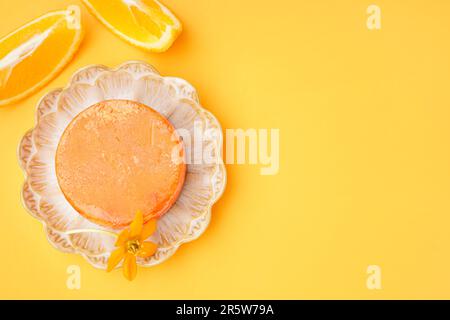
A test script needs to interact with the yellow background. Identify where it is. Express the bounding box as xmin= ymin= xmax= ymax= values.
xmin=1 ymin=0 xmax=450 ymax=299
